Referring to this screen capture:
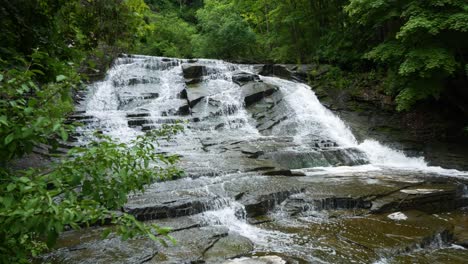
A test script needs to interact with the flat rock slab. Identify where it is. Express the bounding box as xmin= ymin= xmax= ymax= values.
xmin=259 ymin=210 xmax=457 ymax=263
xmin=371 ymin=183 xmax=468 ymax=214
xmin=242 ymin=82 xmax=278 ymax=106
xmin=204 ymin=234 xmax=254 ymax=263
xmin=185 ymin=86 xmax=213 ymax=108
